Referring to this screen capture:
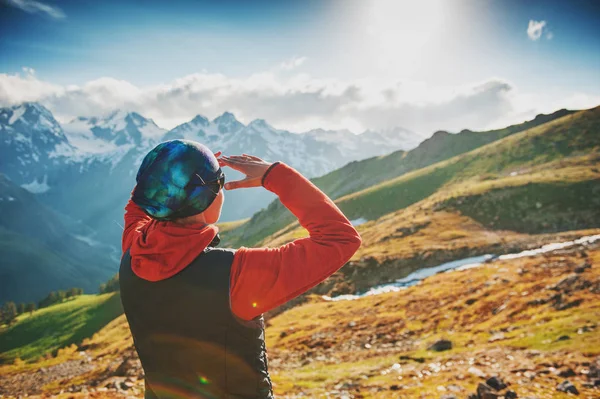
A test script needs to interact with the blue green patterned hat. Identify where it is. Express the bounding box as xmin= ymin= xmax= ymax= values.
xmin=132 ymin=140 xmax=224 ymax=221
